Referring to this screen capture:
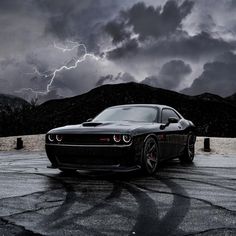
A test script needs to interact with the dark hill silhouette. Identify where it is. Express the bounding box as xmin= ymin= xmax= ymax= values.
xmin=0 ymin=82 xmax=235 ymax=137
xmin=0 ymin=94 xmax=30 ymax=111
xmin=226 ymin=93 xmax=236 ymax=105
xmin=195 ymin=93 xmax=228 ymax=103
